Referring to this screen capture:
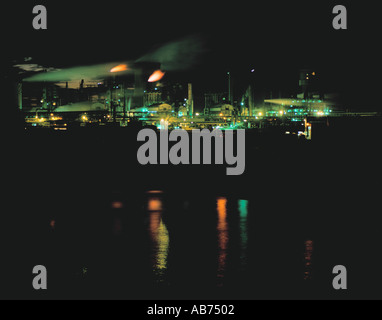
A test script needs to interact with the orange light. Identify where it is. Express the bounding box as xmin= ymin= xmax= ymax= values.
xmin=147 ymin=190 xmax=163 ymax=194
xmin=111 ymin=201 xmax=123 ymax=209
xmin=148 ymin=197 xmax=162 ymax=211
xmin=110 ymin=64 xmax=128 ymax=73
xmin=217 ymin=197 xmax=228 ymax=279
xmin=148 ymin=70 xmax=165 ymax=82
